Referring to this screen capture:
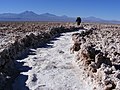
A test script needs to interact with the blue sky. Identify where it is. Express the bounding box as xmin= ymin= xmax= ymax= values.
xmin=0 ymin=0 xmax=119 ymax=20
